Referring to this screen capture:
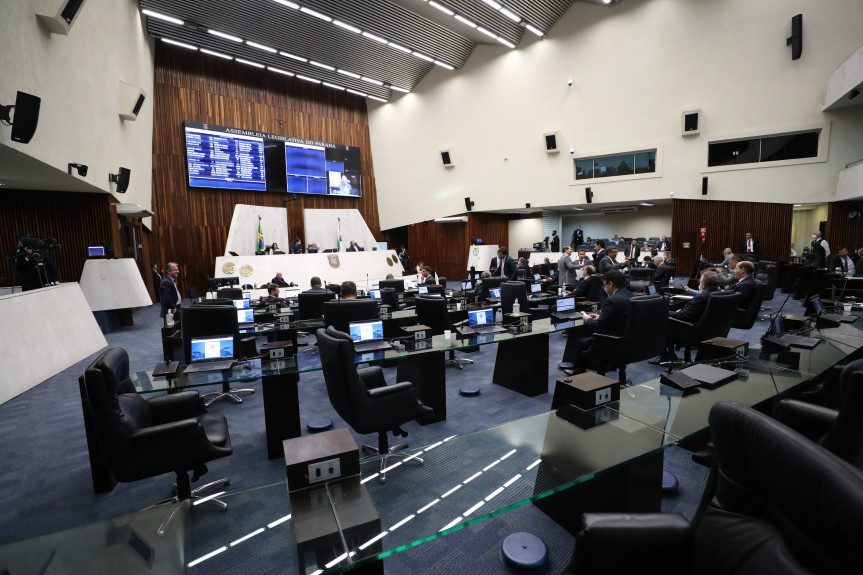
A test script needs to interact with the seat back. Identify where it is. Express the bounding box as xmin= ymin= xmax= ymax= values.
xmin=732 ymin=281 xmax=768 ymax=330
xmin=756 ymin=263 xmax=777 ymax=301
xmin=315 ymin=328 xmax=365 ymax=430
xmin=621 ymin=295 xmax=668 ymax=362
xmin=379 ymin=279 xmax=405 ymax=293
xmin=327 ymin=283 xmax=342 ymax=296
xmin=188 ymin=285 xmax=200 ymax=301
xmin=501 ymin=281 xmax=529 ymax=314
xmin=483 ymin=277 xmax=505 ymax=292
xmin=425 ymin=284 xmax=445 ymax=296
xmin=695 ymin=402 xmax=863 ymax=574
xmin=323 ymin=299 xmax=379 ymax=334
xmin=584 ymin=275 xmax=606 ymax=302
xmin=692 ymin=291 xmax=742 ymax=342
xmin=217 ymin=287 xmax=242 ymax=300
xmin=379 ymin=287 xmax=400 ymax=310
xmin=181 ymin=304 xmax=241 ymax=363
xmin=415 ymin=295 xmax=454 ymax=335
xmin=194 ymin=297 xmax=233 ymax=306
xmin=298 ymin=291 xmax=336 ymax=320
xmin=627 ymin=268 xmax=655 ymax=293
xmin=438 ymin=276 xmax=447 ymax=287
xmin=821 ymin=367 xmax=863 ymax=469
